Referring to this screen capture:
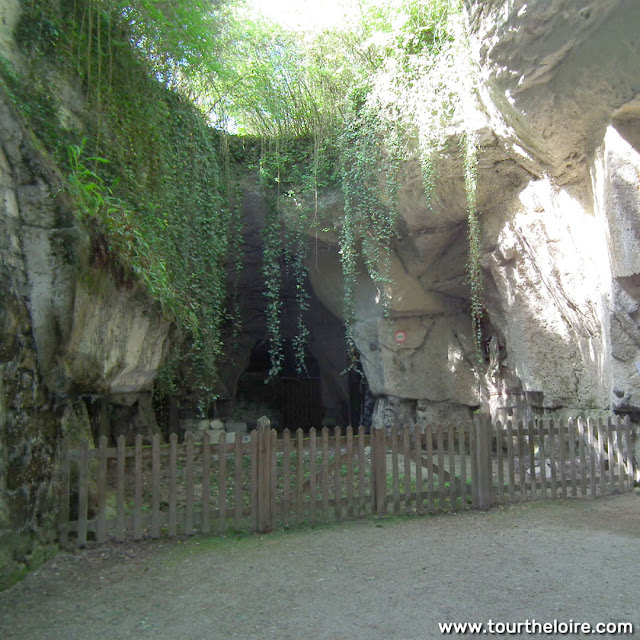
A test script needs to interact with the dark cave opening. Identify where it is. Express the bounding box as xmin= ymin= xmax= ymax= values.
xmin=233 ymin=340 xmax=369 ymax=431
